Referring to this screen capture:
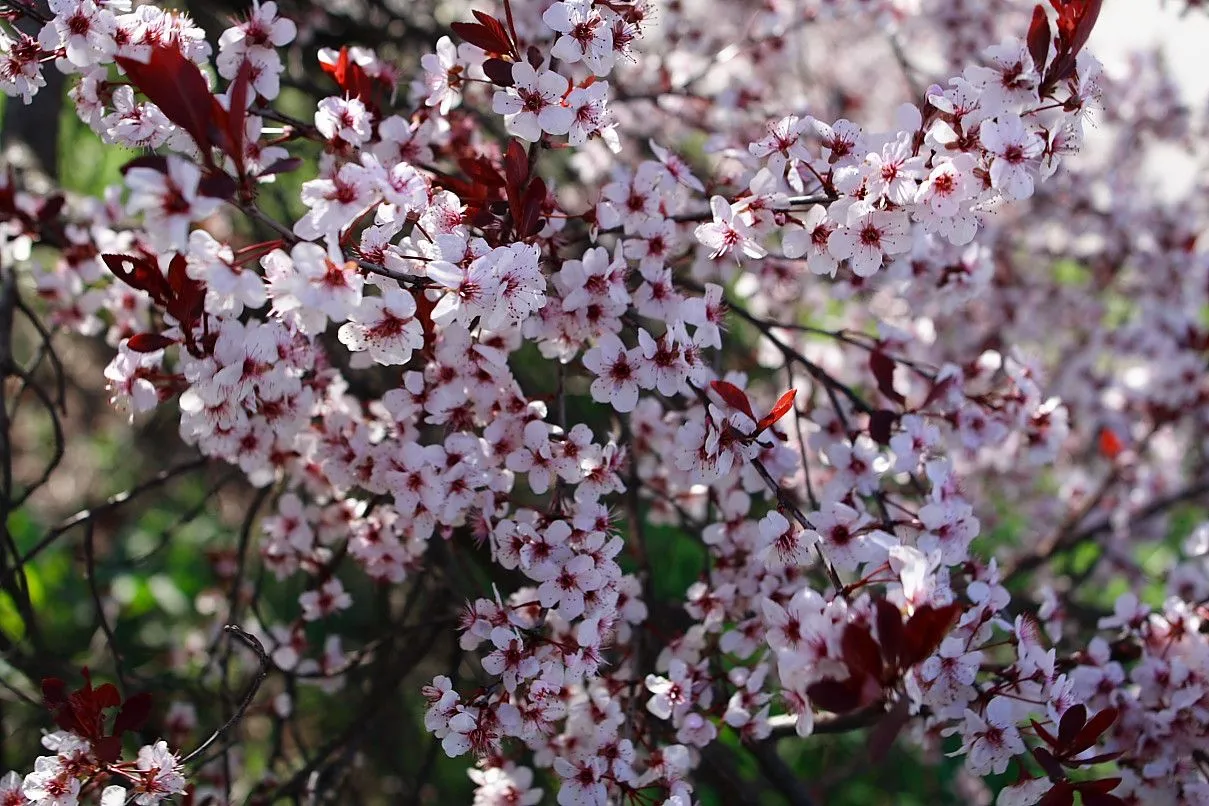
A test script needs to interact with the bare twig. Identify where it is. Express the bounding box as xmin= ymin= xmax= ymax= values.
xmin=180 ymin=625 xmax=270 ymax=766
xmin=82 ymin=520 xmax=128 ymax=691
